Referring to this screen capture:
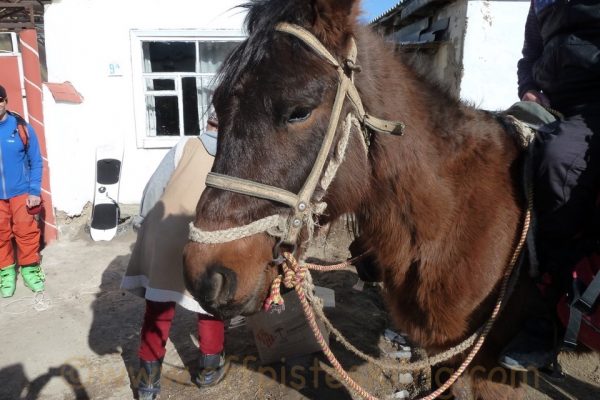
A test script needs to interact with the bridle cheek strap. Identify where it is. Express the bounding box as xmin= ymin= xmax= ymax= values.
xmin=275 ymin=23 xmax=405 ymax=136
xmin=204 ymin=68 xmax=352 ymax=245
xmin=192 ymin=23 xmax=404 ymax=246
